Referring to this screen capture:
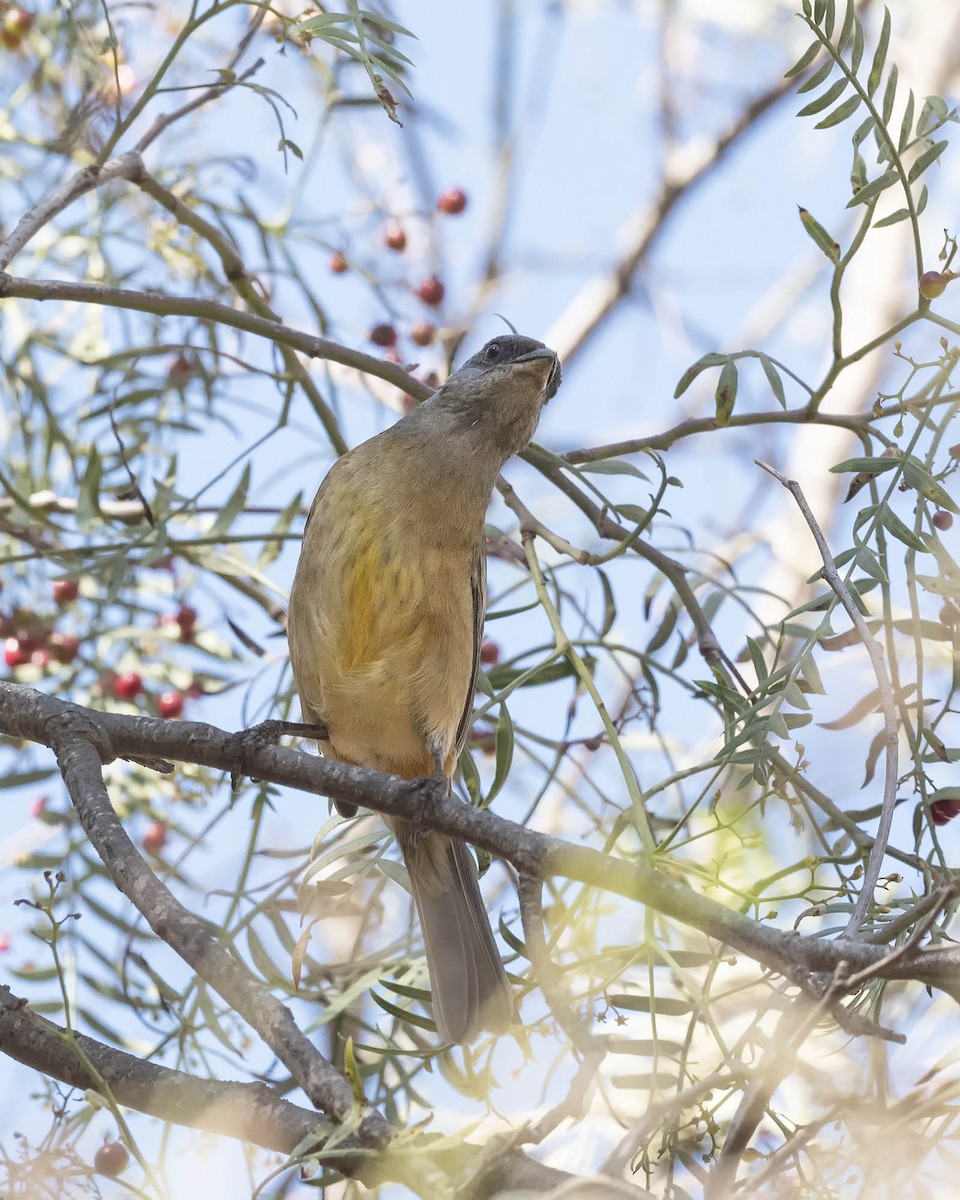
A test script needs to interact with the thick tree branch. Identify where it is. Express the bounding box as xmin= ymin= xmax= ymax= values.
xmin=0 ymin=984 xmax=325 ymax=1154
xmin=2 ymin=682 xmax=958 ymax=999
xmin=28 ymin=699 xmax=390 ymax=1153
